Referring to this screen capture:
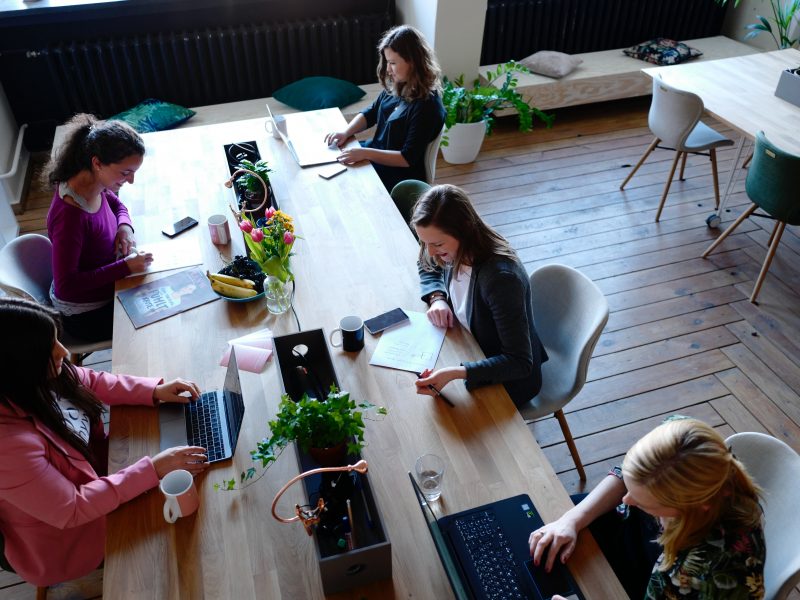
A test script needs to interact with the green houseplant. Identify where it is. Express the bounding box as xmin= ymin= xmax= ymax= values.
xmin=718 ymin=0 xmax=800 ymax=48
xmin=215 ymin=386 xmax=386 ymax=491
xmin=440 ymin=60 xmax=554 ymax=164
